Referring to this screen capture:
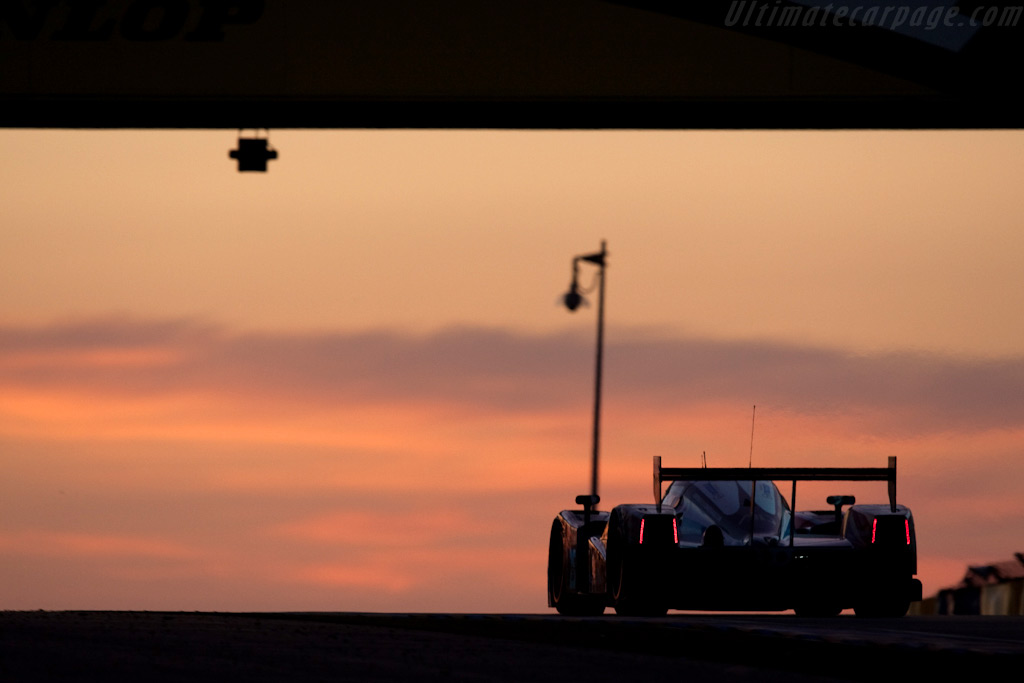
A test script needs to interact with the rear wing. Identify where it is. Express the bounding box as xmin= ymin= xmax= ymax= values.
xmin=654 ymin=455 xmax=899 ymax=514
